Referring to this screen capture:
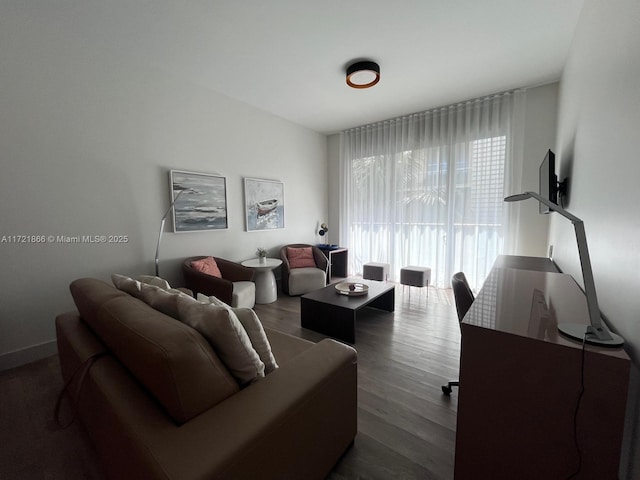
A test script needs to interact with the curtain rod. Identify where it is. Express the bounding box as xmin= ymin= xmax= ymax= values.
xmin=342 ymin=88 xmax=525 ymax=134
